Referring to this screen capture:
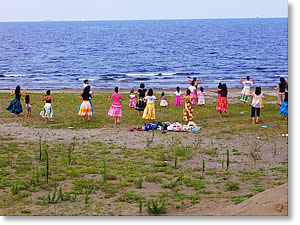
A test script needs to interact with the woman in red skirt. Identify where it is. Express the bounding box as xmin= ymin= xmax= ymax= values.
xmin=210 ymin=83 xmax=228 ymax=119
